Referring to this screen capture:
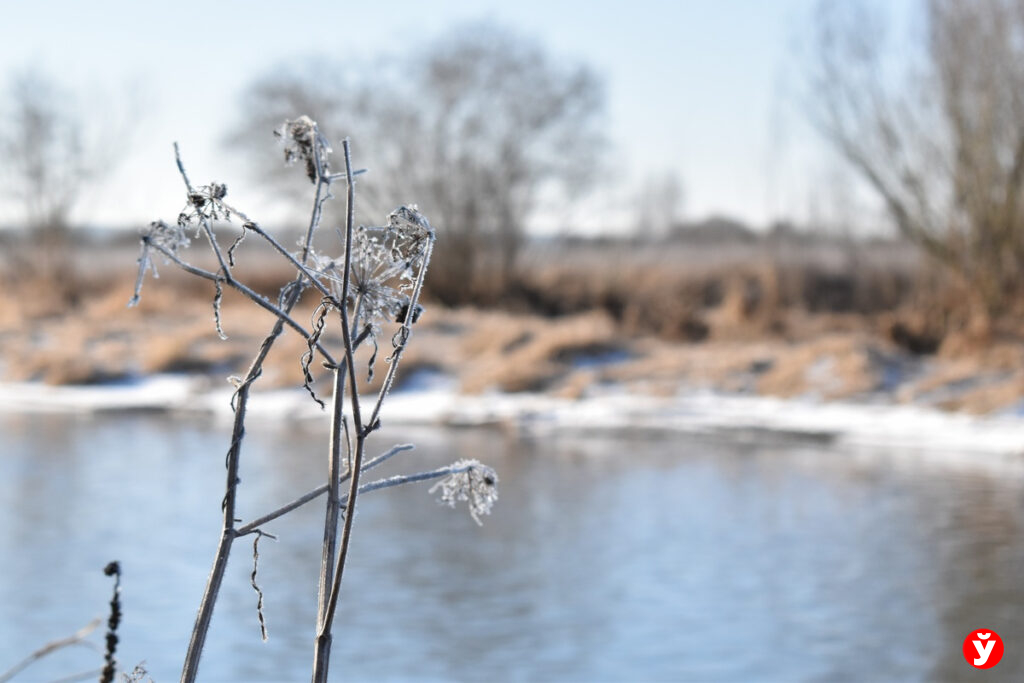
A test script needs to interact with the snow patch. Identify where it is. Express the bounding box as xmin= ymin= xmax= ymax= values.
xmin=1 ymin=376 xmax=1023 ymax=460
